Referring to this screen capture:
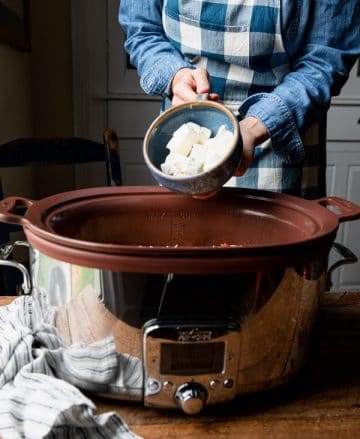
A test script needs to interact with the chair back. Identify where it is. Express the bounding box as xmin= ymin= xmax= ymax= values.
xmin=0 ymin=129 xmax=122 ymax=294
